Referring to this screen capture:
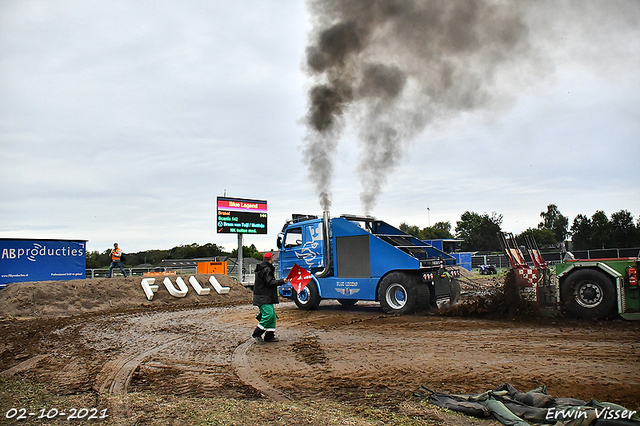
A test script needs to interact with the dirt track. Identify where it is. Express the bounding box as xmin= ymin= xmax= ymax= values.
xmin=0 ymin=275 xmax=639 ymax=425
